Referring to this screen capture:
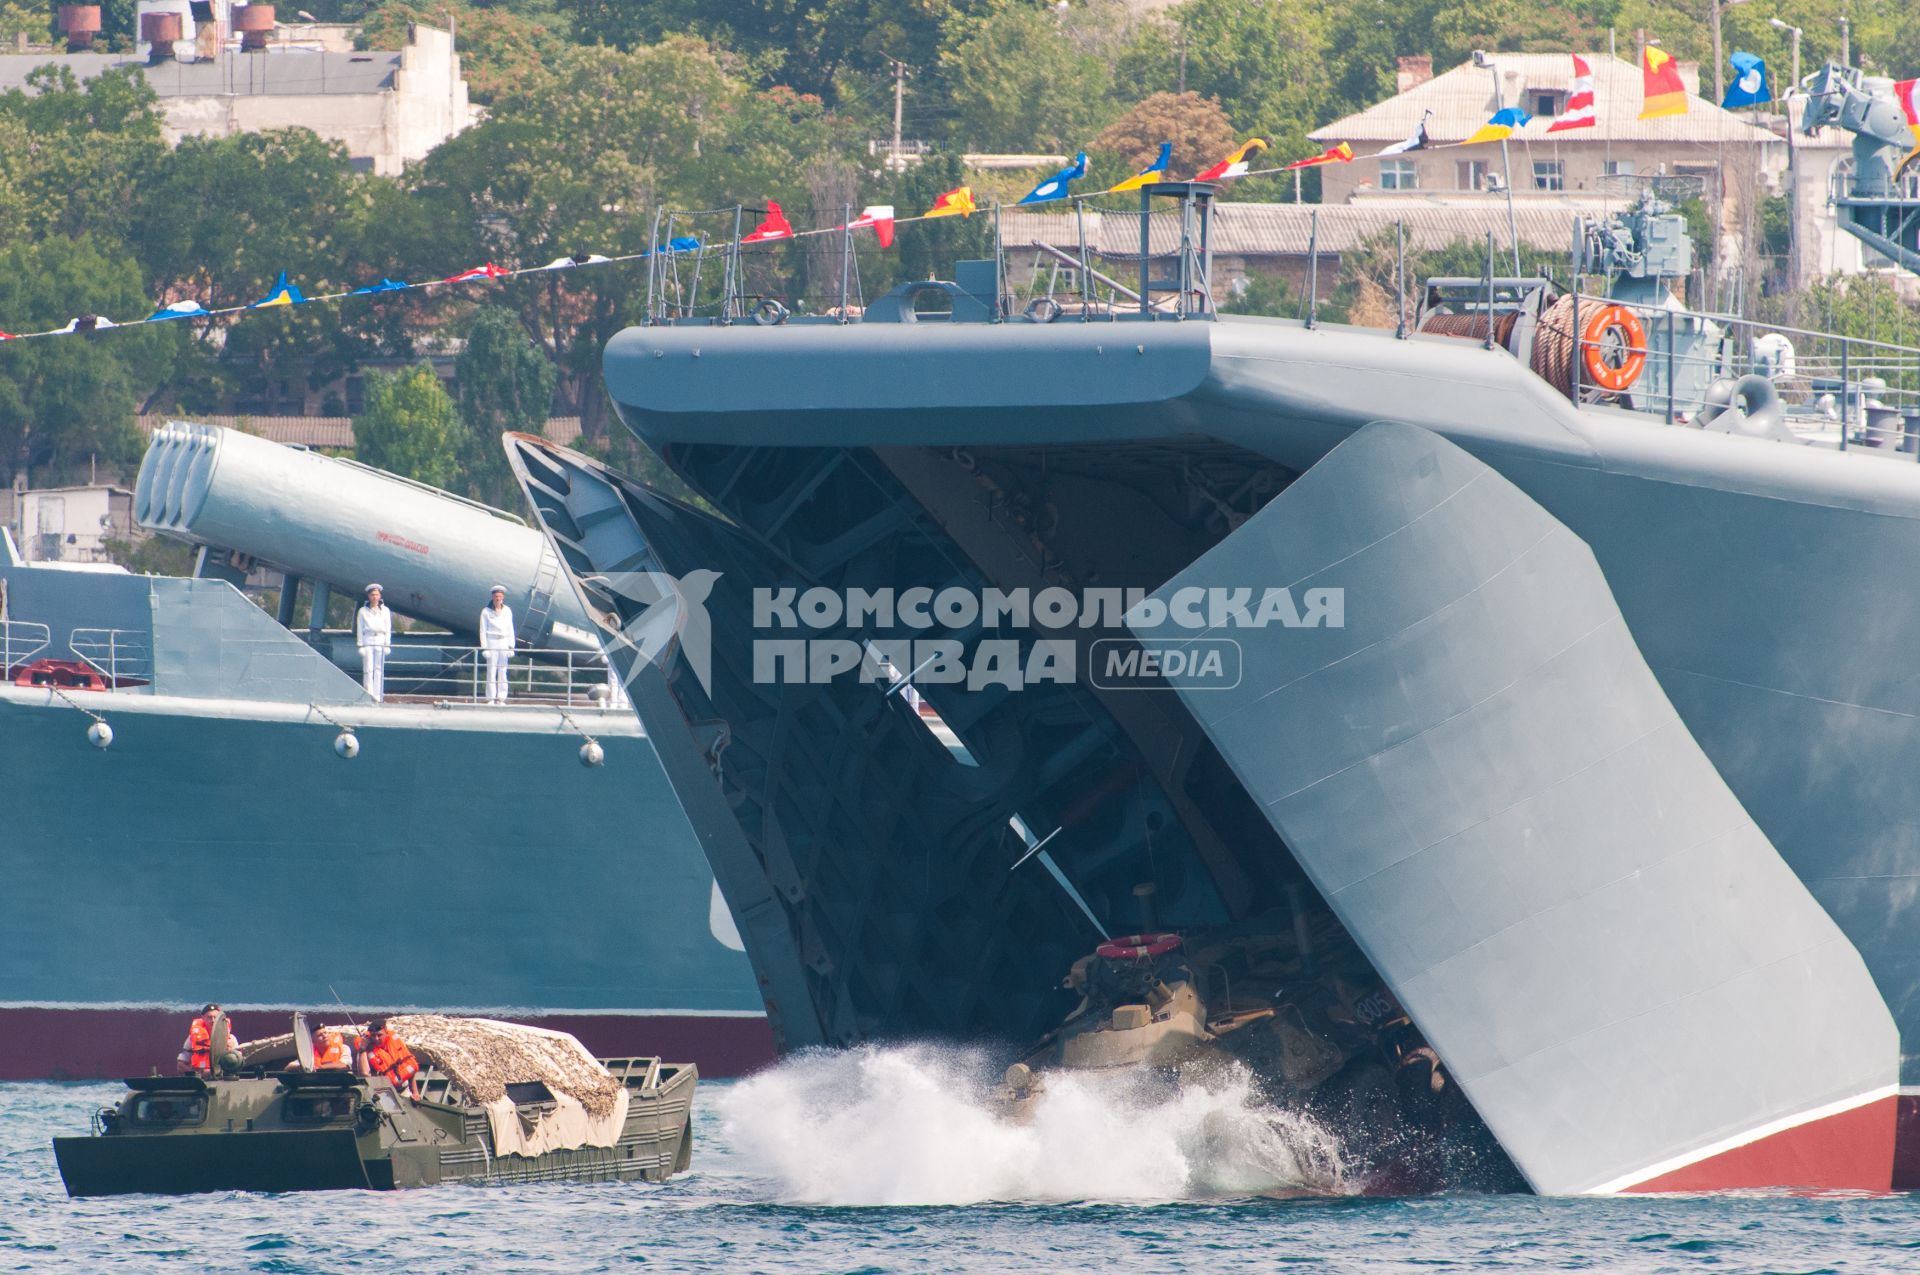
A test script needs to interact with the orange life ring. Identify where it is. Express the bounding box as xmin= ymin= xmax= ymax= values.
xmin=1096 ymin=932 xmax=1183 ymax=961
xmin=1581 ymin=304 xmax=1648 ymax=393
